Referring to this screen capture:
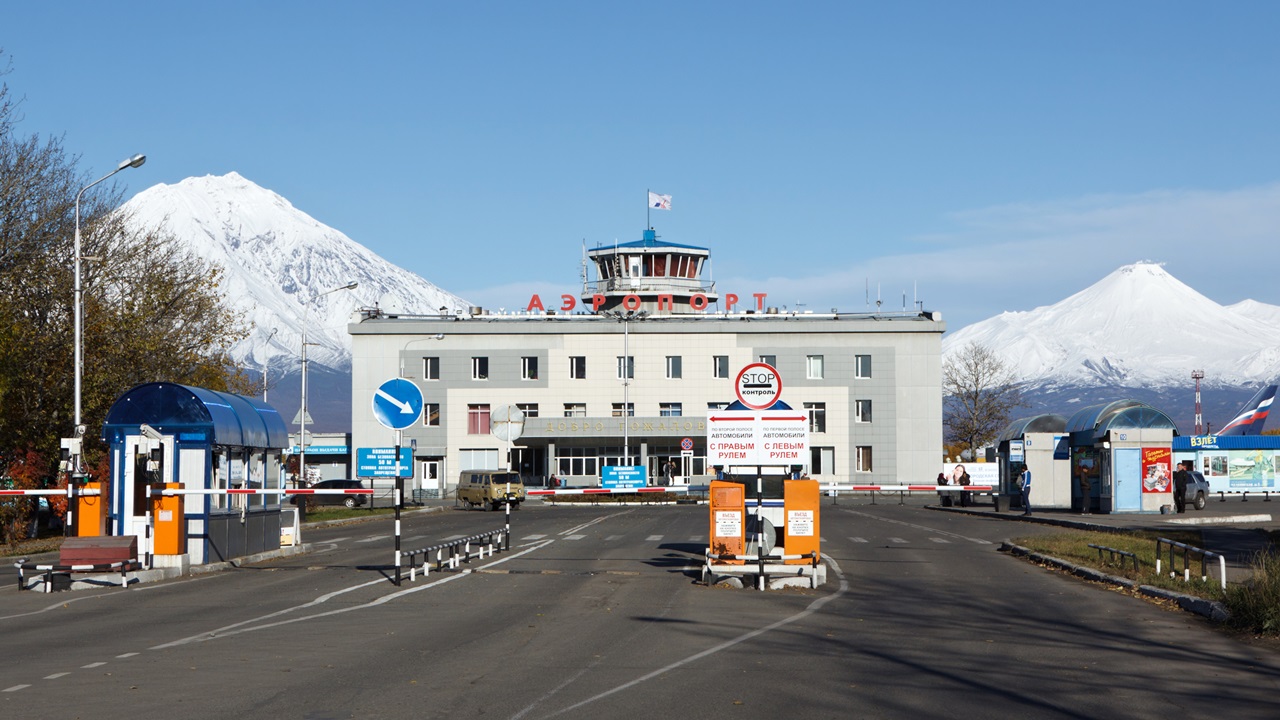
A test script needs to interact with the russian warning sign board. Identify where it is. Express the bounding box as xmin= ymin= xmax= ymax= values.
xmin=707 ymin=409 xmax=809 ymax=465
